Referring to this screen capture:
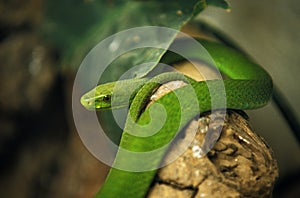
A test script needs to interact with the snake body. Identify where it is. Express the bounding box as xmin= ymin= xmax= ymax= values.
xmin=81 ymin=39 xmax=273 ymax=198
